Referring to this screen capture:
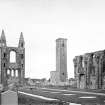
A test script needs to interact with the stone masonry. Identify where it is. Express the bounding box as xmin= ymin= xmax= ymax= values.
xmin=73 ymin=50 xmax=105 ymax=89
xmin=50 ymin=38 xmax=68 ymax=85
xmin=0 ymin=30 xmax=25 ymax=88
xmin=56 ymin=38 xmax=68 ymax=82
